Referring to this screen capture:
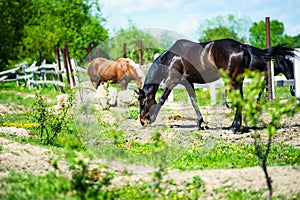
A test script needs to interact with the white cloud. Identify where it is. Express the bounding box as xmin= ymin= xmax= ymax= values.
xmin=286 ymin=24 xmax=300 ymax=36
xmin=100 ymin=0 xmax=134 ymax=9
xmin=177 ymin=15 xmax=200 ymax=40
xmin=100 ymin=0 xmax=179 ymax=14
